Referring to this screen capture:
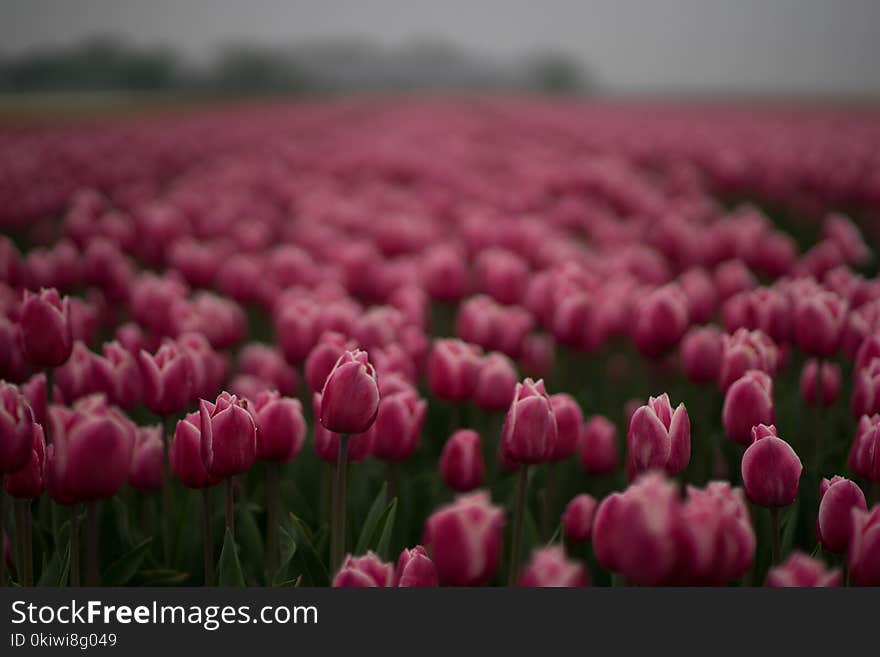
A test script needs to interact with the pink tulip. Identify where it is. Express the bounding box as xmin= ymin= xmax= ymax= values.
xmin=680 ymin=325 xmax=723 ymax=384
xmin=129 ymin=425 xmax=164 ymax=492
xmin=21 ymin=372 xmax=62 ymax=428
xmin=4 ymin=423 xmax=45 ymax=498
xmin=678 ymin=267 xmax=718 ymax=324
xmin=138 ymin=342 xmax=193 ymax=416
xmin=823 ymin=213 xmax=870 ymax=266
xmin=199 ymin=392 xmax=256 ymax=479
xmin=799 ymin=359 xmax=841 ymax=407
xmin=0 ymin=382 xmax=34 ymax=473
xmin=423 ymin=491 xmax=504 ymax=586
xmin=92 ymin=340 xmax=142 ymax=409
xmin=518 ymin=546 xmax=588 ymax=587
xmin=312 ymin=393 xmax=372 ymax=463
xmin=562 ymin=494 xmax=597 ymax=543
xmin=520 ymin=333 xmax=555 ymax=379
xmin=578 ymin=415 xmax=619 ymax=475
xmin=422 ymin=244 xmax=469 ymax=301
xmin=46 ymin=398 xmax=134 ymax=504
xmin=848 ymin=415 xmax=880 ymax=482
xmin=19 ymin=288 xmax=73 ymax=368
xmin=318 ymin=349 xmax=380 ymax=435
xmin=549 ymin=393 xmax=584 ymax=461
xmin=849 ymin=505 xmax=880 ymax=585
xmin=817 ymin=476 xmax=867 ymax=553
xmin=369 ymin=390 xmax=427 ymax=462
xmin=718 ymin=328 xmax=778 ymax=392
xmin=473 ymin=352 xmax=518 ymax=412
xmin=714 ymin=259 xmax=756 ymax=300
xmin=627 ymin=393 xmax=690 ymax=478
xmin=56 ymin=341 xmax=98 ymax=402
xmin=722 ymin=370 xmax=775 ymax=445
xmin=395 ymin=546 xmax=438 ymax=587
xmin=741 ymin=424 xmax=802 ymax=507
xmin=304 ymin=332 xmax=356 ymax=392
xmin=332 ymin=552 xmax=395 ymax=587
xmin=251 ymin=391 xmax=306 ymax=463
xmin=633 ymin=284 xmax=689 ymax=357
xmin=793 ymin=289 xmax=847 ymax=357
xmin=593 ymin=473 xmax=681 ymax=586
xmin=766 ymin=552 xmax=841 ymax=587
xmin=439 ymin=429 xmax=485 ymax=492
xmin=274 ymin=298 xmax=319 ymax=363
xmin=237 ymin=343 xmax=298 ymax=396
xmin=426 ymin=339 xmax=482 ymax=402
xmin=851 ymin=358 xmax=880 ymax=418
xmin=501 ymin=378 xmax=557 ymax=465
xmin=171 ymin=411 xmax=220 ymax=489
xmin=475 ymin=248 xmax=529 ymax=305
